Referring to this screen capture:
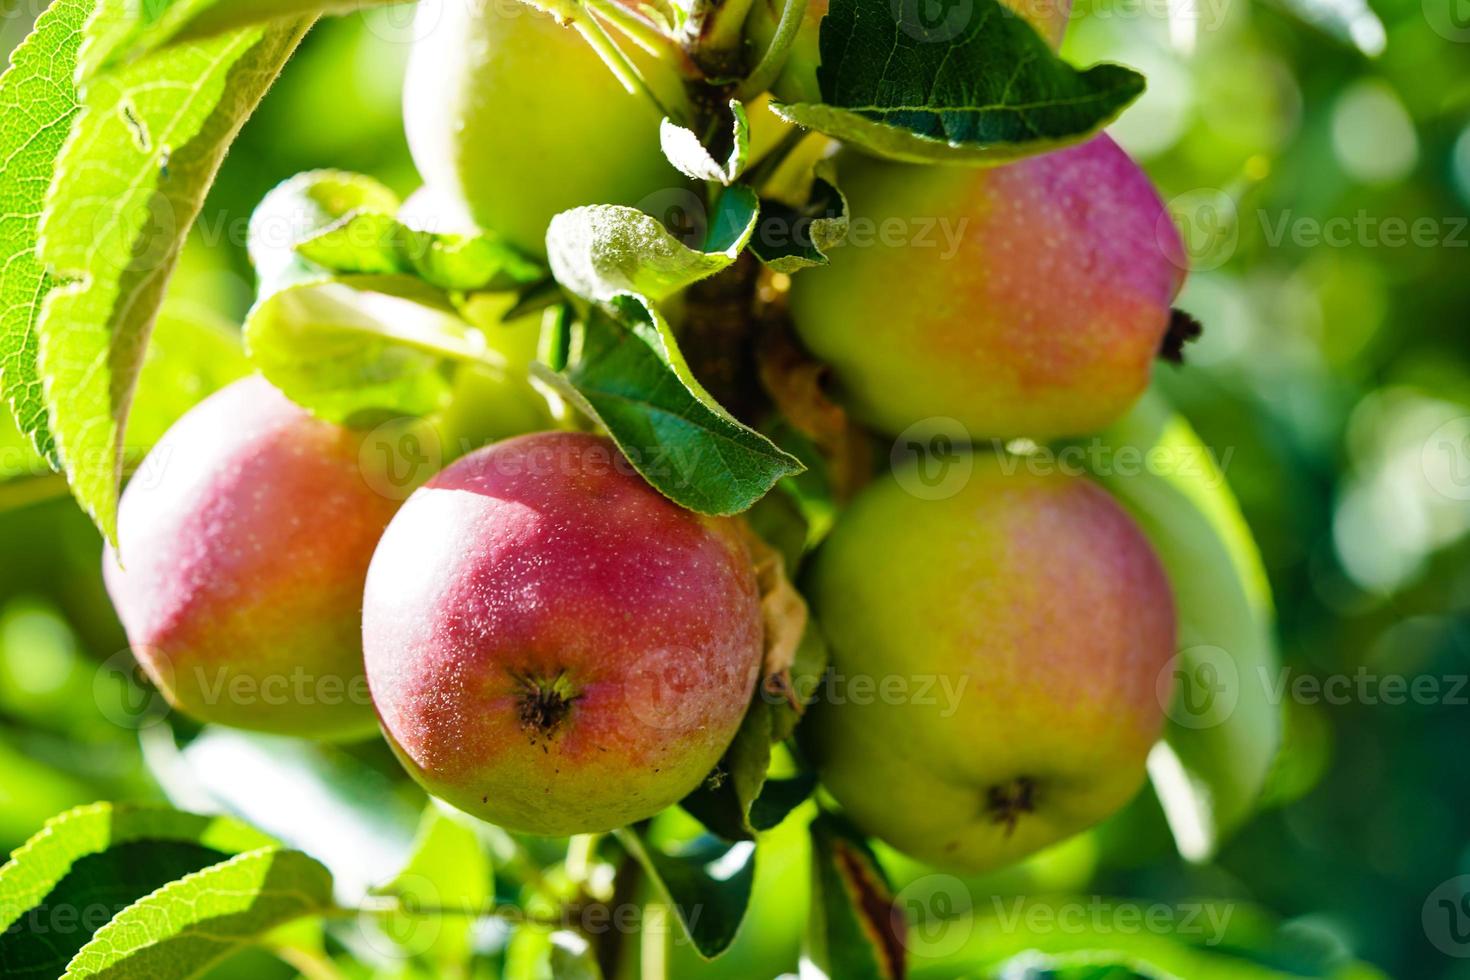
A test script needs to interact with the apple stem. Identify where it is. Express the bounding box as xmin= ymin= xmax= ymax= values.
xmin=734 ymin=0 xmax=809 ymax=101
xmin=572 ymin=15 xmax=691 ymax=125
xmin=684 ymin=0 xmax=759 ymax=78
xmin=584 ymin=0 xmax=686 ymax=64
